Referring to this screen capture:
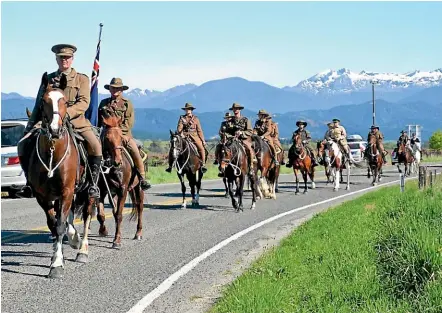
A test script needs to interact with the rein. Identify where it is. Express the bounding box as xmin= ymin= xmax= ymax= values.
xmin=172 ymin=136 xmax=190 ymax=175
xmin=222 ymin=138 xmax=243 ymax=177
xmin=36 ymin=127 xmax=70 ymax=178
